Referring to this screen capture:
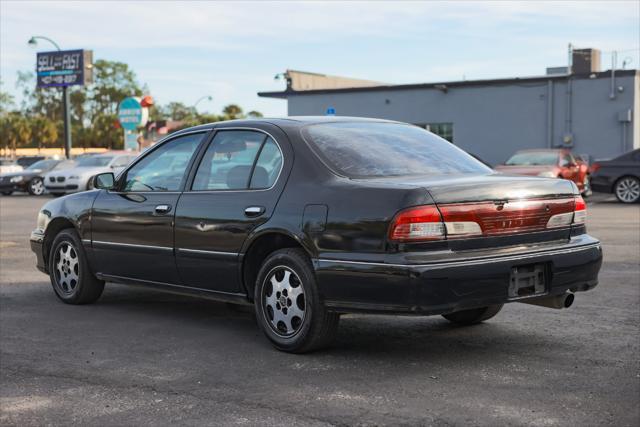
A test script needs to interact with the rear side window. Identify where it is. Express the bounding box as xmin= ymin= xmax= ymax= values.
xmin=250 ymin=138 xmax=282 ymax=189
xmin=302 ymin=122 xmax=490 ymax=178
xmin=192 ymin=130 xmax=281 ymax=191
